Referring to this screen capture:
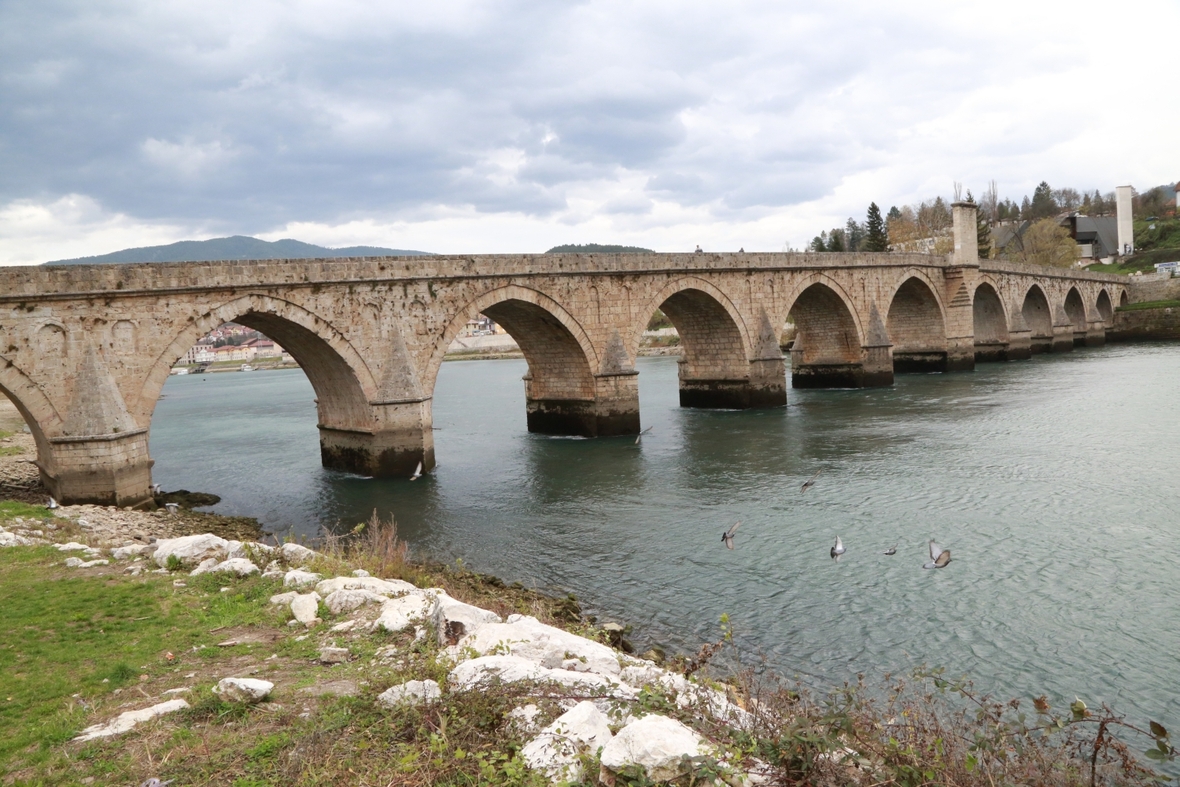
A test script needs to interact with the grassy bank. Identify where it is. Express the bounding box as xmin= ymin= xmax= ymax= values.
xmin=1116 ymin=299 xmax=1180 ymax=312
